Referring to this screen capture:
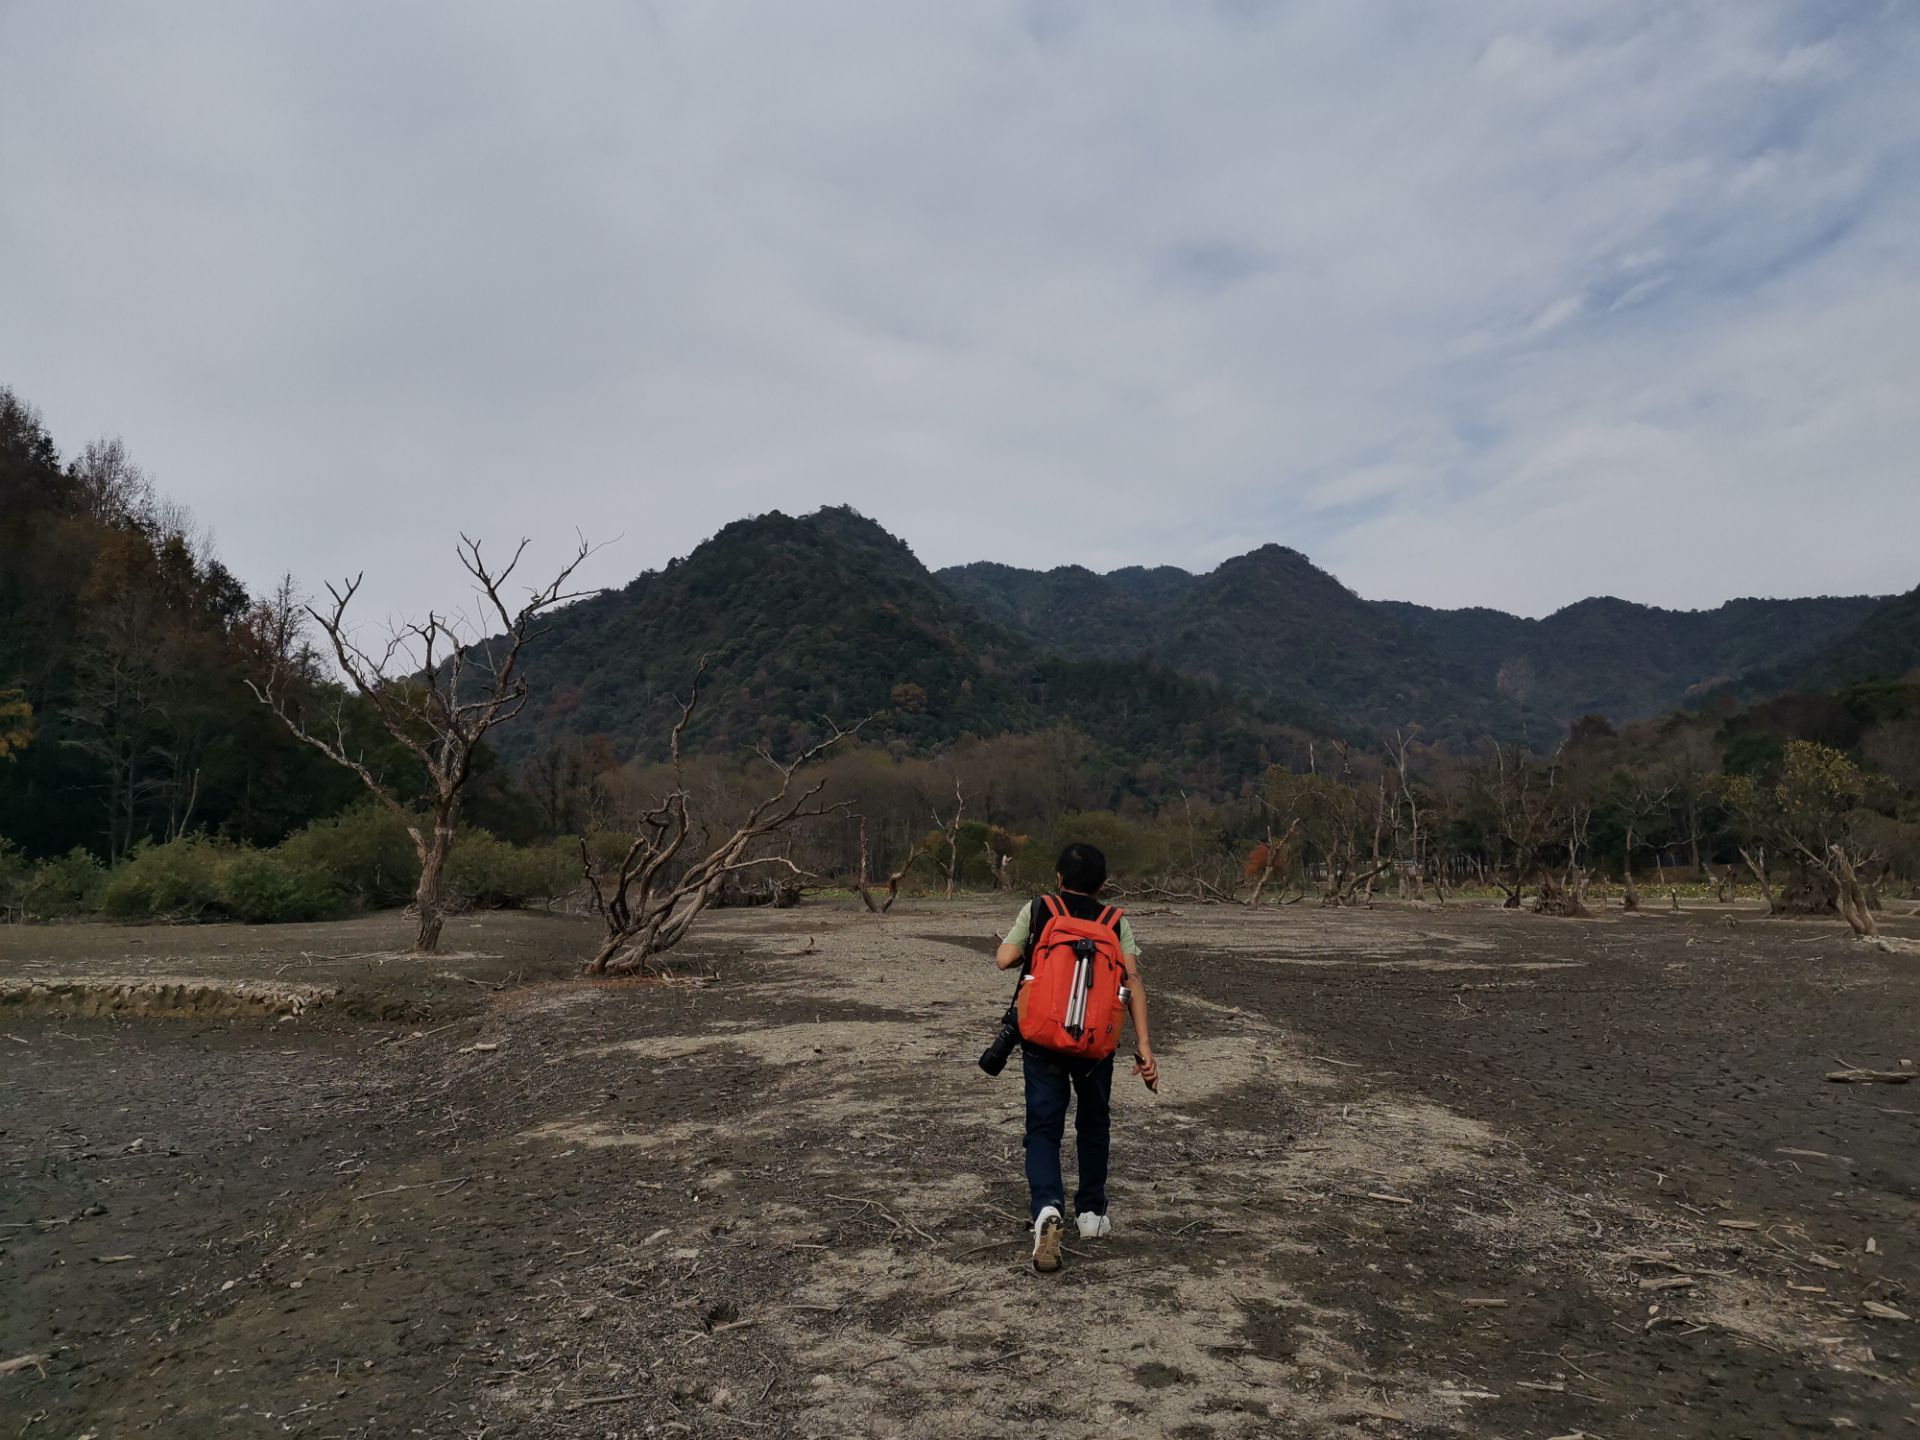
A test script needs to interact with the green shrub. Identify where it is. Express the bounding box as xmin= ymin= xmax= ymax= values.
xmin=1011 ymin=811 xmax=1169 ymax=889
xmin=220 ymin=849 xmax=337 ymax=924
xmin=278 ymin=803 xmax=419 ymax=908
xmin=17 ymin=847 xmax=106 ymax=918
xmin=101 ymin=837 xmax=228 ymax=919
xmin=446 ymin=830 xmax=576 ymax=909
